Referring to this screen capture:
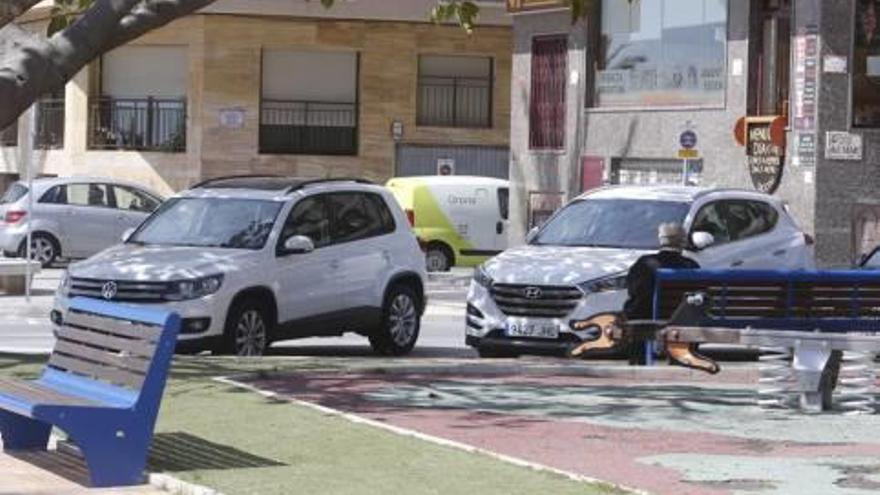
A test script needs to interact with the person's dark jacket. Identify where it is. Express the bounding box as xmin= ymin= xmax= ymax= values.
xmin=623 ymin=250 xmax=700 ymax=321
